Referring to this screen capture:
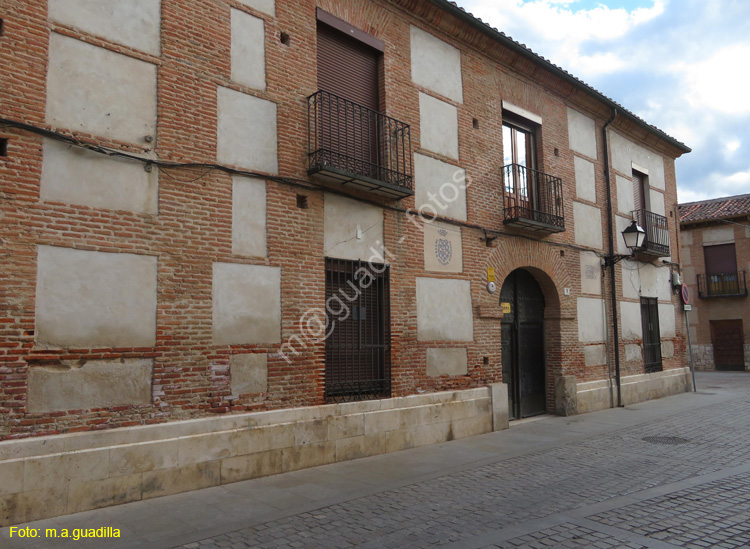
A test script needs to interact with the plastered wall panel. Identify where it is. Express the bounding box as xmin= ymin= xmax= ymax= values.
xmin=683 ymin=266 xmax=696 ymax=286
xmin=27 ymin=359 xmax=153 ymax=413
xmin=217 ymin=86 xmax=278 ymax=174
xmin=236 ymin=0 xmax=275 ymax=16
xmin=426 ymin=348 xmax=468 ymax=377
xmin=580 ymin=251 xmax=601 ymax=295
xmin=324 ymin=193 xmax=384 ymax=262
xmin=620 ymin=301 xmax=643 ymax=340
xmin=625 ymin=344 xmax=642 ymax=362
xmin=213 ymin=263 xmax=281 ymax=345
xmin=681 ymin=246 xmax=692 ymax=266
xmin=231 ymin=9 xmax=266 ymax=91
xmin=567 ymin=108 xmax=597 ymax=159
xmin=230 ymin=354 xmax=267 ymax=396
xmin=658 ymin=303 xmax=676 ymax=337
xmin=410 ymin=26 xmax=463 ymax=103
xmin=577 ymin=298 xmax=606 ymax=343
xmin=682 ymin=231 xmax=693 ymax=246
xmin=417 ymin=278 xmax=473 ymax=341
xmin=616 ymin=174 xmax=635 ymax=215
xmin=649 ymin=189 xmax=666 ymax=216
xmin=46 ymin=33 xmax=157 ymax=145
xmin=419 ymin=92 xmax=459 ymax=159
xmin=36 ymin=246 xmax=158 ymax=347
xmin=574 ymin=202 xmax=603 ymax=250
xmin=40 ymin=138 xmax=158 ymax=214
xmin=703 ymin=226 xmax=734 ymax=244
xmin=424 ymin=221 xmax=462 ymax=273
xmin=621 ymin=261 xmax=672 ymax=301
xmin=574 ymin=156 xmax=596 ymax=202
xmin=232 ymin=177 xmax=267 ymax=257
xmin=48 ymin=0 xmax=161 ymax=55
xmin=584 ymin=344 xmax=607 ymax=367
xmin=610 ymin=132 xmax=666 ymax=190
xmin=414 ymin=153 xmax=467 ymax=221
